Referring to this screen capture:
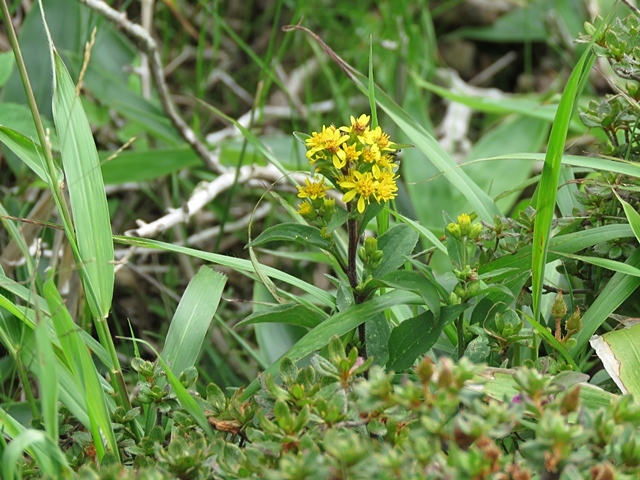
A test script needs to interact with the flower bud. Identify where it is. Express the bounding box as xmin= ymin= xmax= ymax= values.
xmin=551 ymin=291 xmax=567 ymax=318
xmin=458 ymin=213 xmax=471 ymax=236
xmin=447 ymin=223 xmax=462 ymax=239
xmin=469 ymin=222 xmax=483 ymax=239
